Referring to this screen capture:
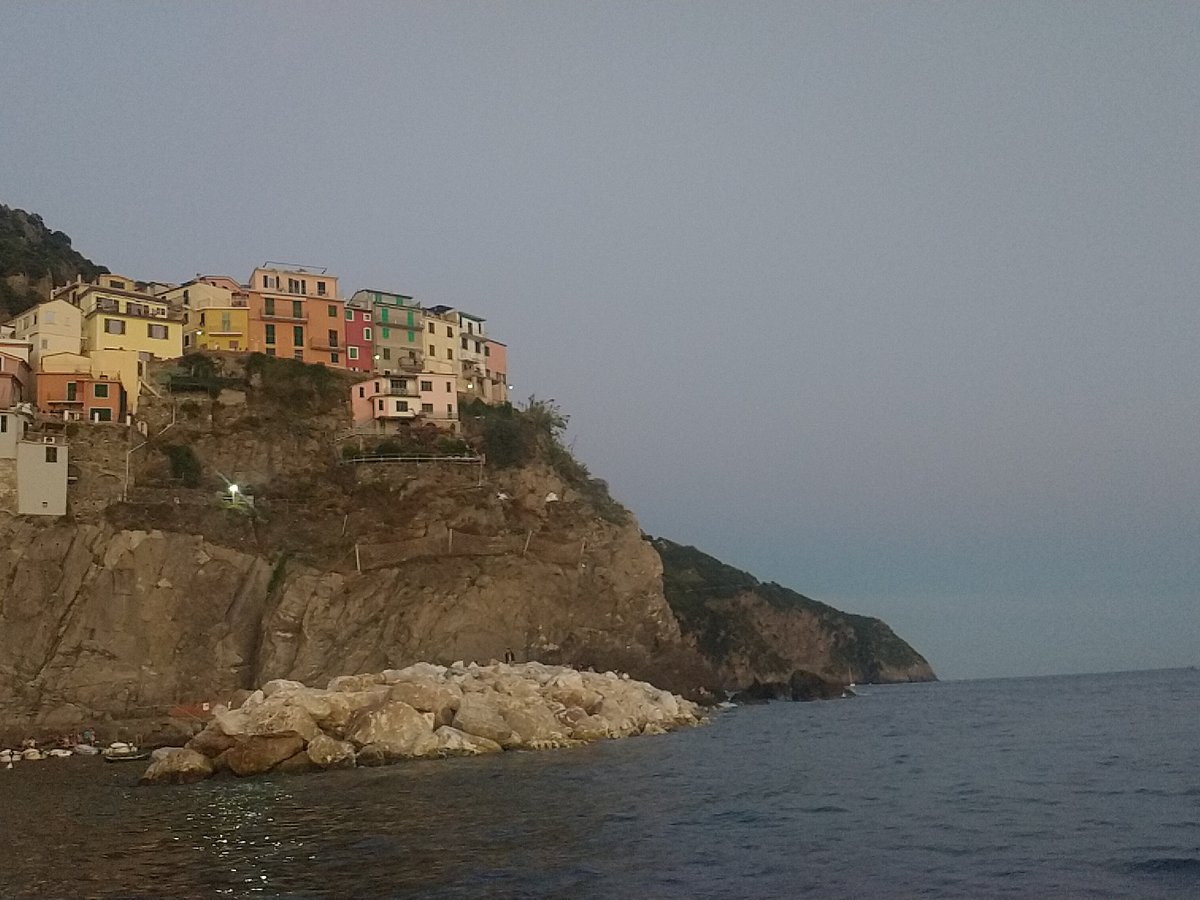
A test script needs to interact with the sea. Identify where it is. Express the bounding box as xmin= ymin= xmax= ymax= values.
xmin=1 ymin=668 xmax=1198 ymax=899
